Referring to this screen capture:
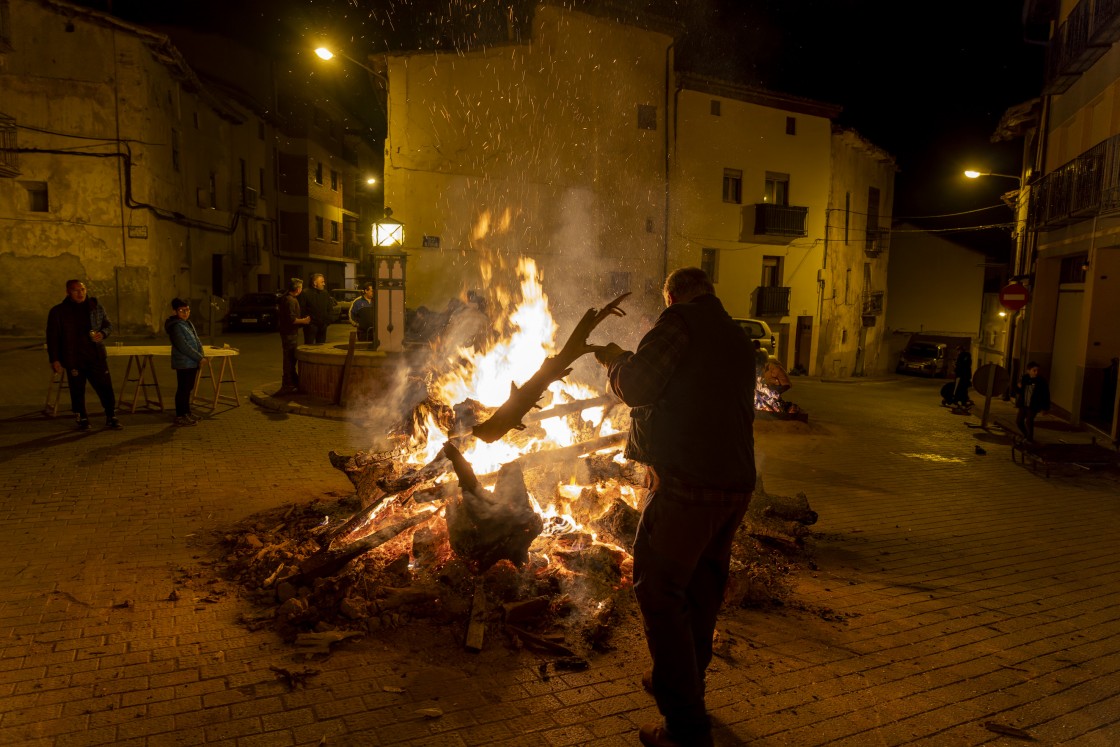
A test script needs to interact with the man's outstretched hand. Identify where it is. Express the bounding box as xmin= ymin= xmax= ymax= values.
xmin=592 ymin=342 xmax=627 ymax=367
